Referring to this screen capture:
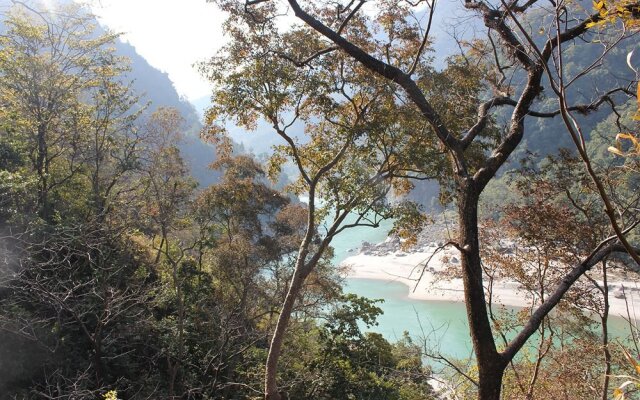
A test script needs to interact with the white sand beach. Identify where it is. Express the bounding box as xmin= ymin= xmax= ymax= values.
xmin=342 ymin=242 xmax=640 ymax=320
